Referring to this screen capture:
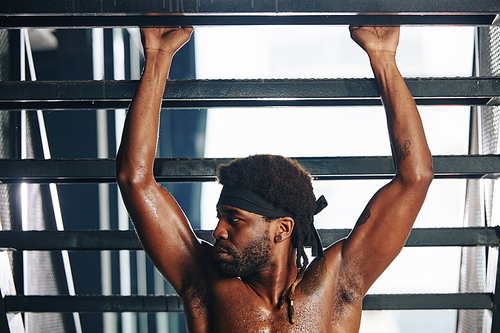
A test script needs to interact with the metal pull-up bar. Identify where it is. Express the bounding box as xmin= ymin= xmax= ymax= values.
xmin=0 ymin=0 xmax=499 ymax=27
